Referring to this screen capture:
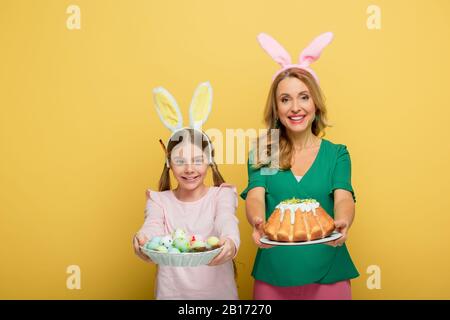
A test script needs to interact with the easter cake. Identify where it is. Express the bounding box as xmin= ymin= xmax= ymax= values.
xmin=264 ymin=198 xmax=335 ymax=242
